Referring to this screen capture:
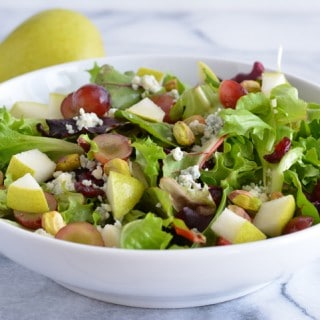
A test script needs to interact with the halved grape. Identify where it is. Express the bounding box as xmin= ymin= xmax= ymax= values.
xmin=93 ymin=133 xmax=132 ymax=164
xmin=55 ymin=221 xmax=104 ymax=246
